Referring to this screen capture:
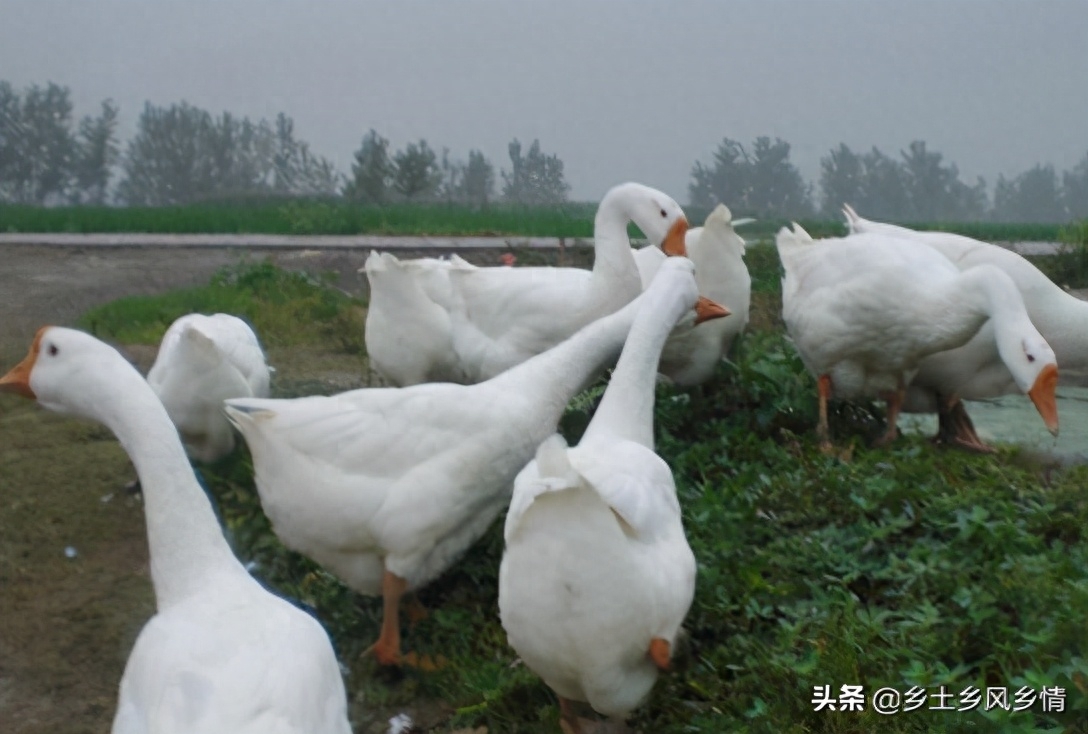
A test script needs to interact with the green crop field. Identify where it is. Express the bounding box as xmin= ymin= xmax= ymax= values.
xmin=0 ymin=199 xmax=1074 ymax=244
